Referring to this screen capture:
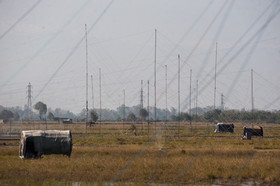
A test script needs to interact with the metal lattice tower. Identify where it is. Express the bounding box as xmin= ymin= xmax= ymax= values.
xmin=140 ymin=80 xmax=143 ymax=109
xmin=27 ymin=82 xmax=32 ymax=119
xmin=221 ymin=93 xmax=224 ymax=111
